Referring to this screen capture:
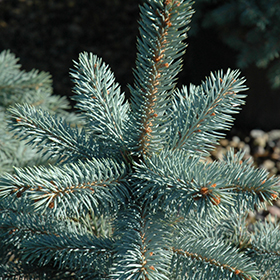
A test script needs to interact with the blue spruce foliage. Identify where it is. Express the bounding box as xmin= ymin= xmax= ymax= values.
xmin=0 ymin=1 xmax=279 ymax=279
